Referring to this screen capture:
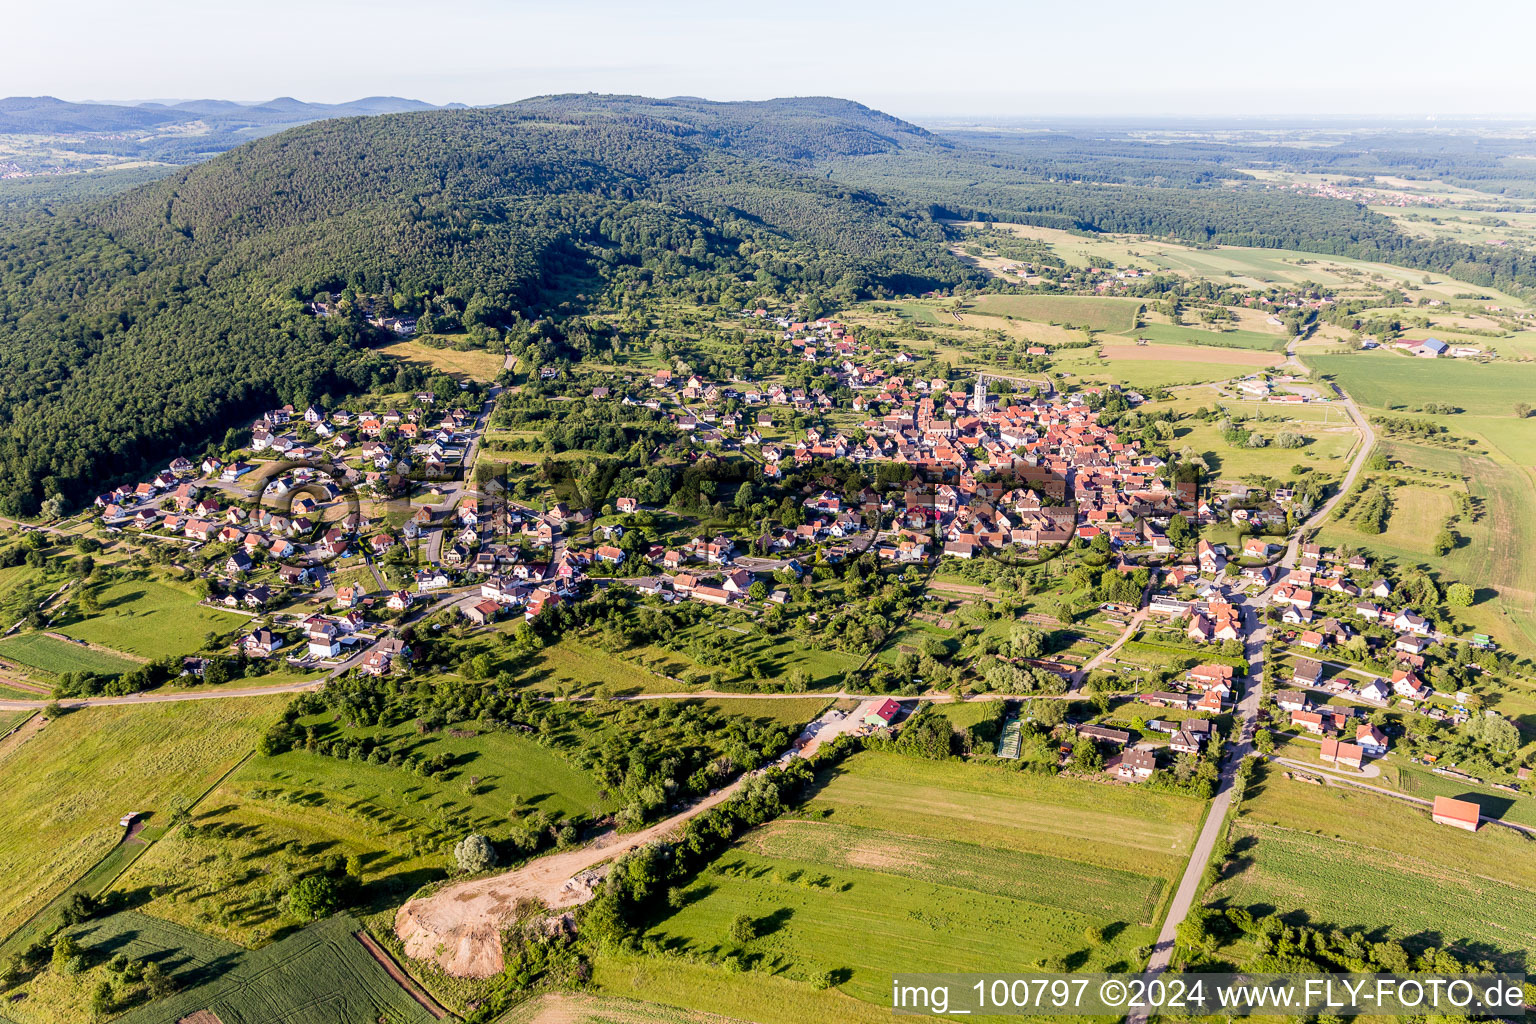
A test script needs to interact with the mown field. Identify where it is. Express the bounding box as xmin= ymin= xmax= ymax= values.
xmin=1052 ymin=349 xmax=1273 ymax=391
xmin=1309 ymin=352 xmax=1536 ymax=417
xmin=115 ymin=723 xmax=614 ymax=947
xmin=0 ymin=697 xmax=286 ymax=945
xmin=0 ymin=631 xmax=139 ymax=677
xmin=1209 ymin=765 xmax=1536 ymax=969
xmin=966 ymin=293 xmax=1141 ymax=333
xmin=1318 ymin=483 xmax=1456 ymax=559
xmin=1172 ymin=417 xmax=1358 ymax=480
xmin=377 ymin=336 xmax=505 ymax=381
xmin=55 ymin=575 xmax=246 ymax=660
xmin=616 ymin=752 xmax=1202 ymax=1013
xmin=504 ymin=628 xmax=862 ymax=697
